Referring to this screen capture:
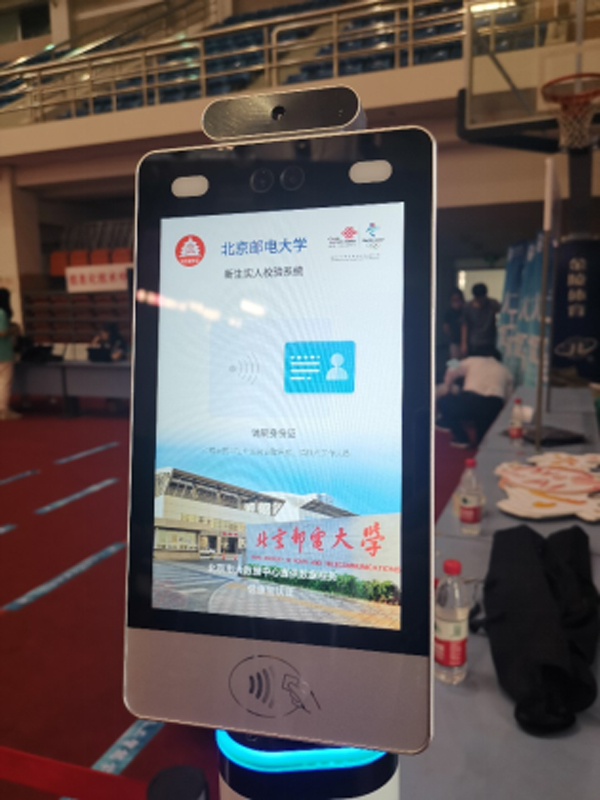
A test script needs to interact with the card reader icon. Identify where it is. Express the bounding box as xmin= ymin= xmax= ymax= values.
xmin=229 ymin=656 xmax=320 ymax=718
xmin=284 ymin=341 xmax=355 ymax=393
